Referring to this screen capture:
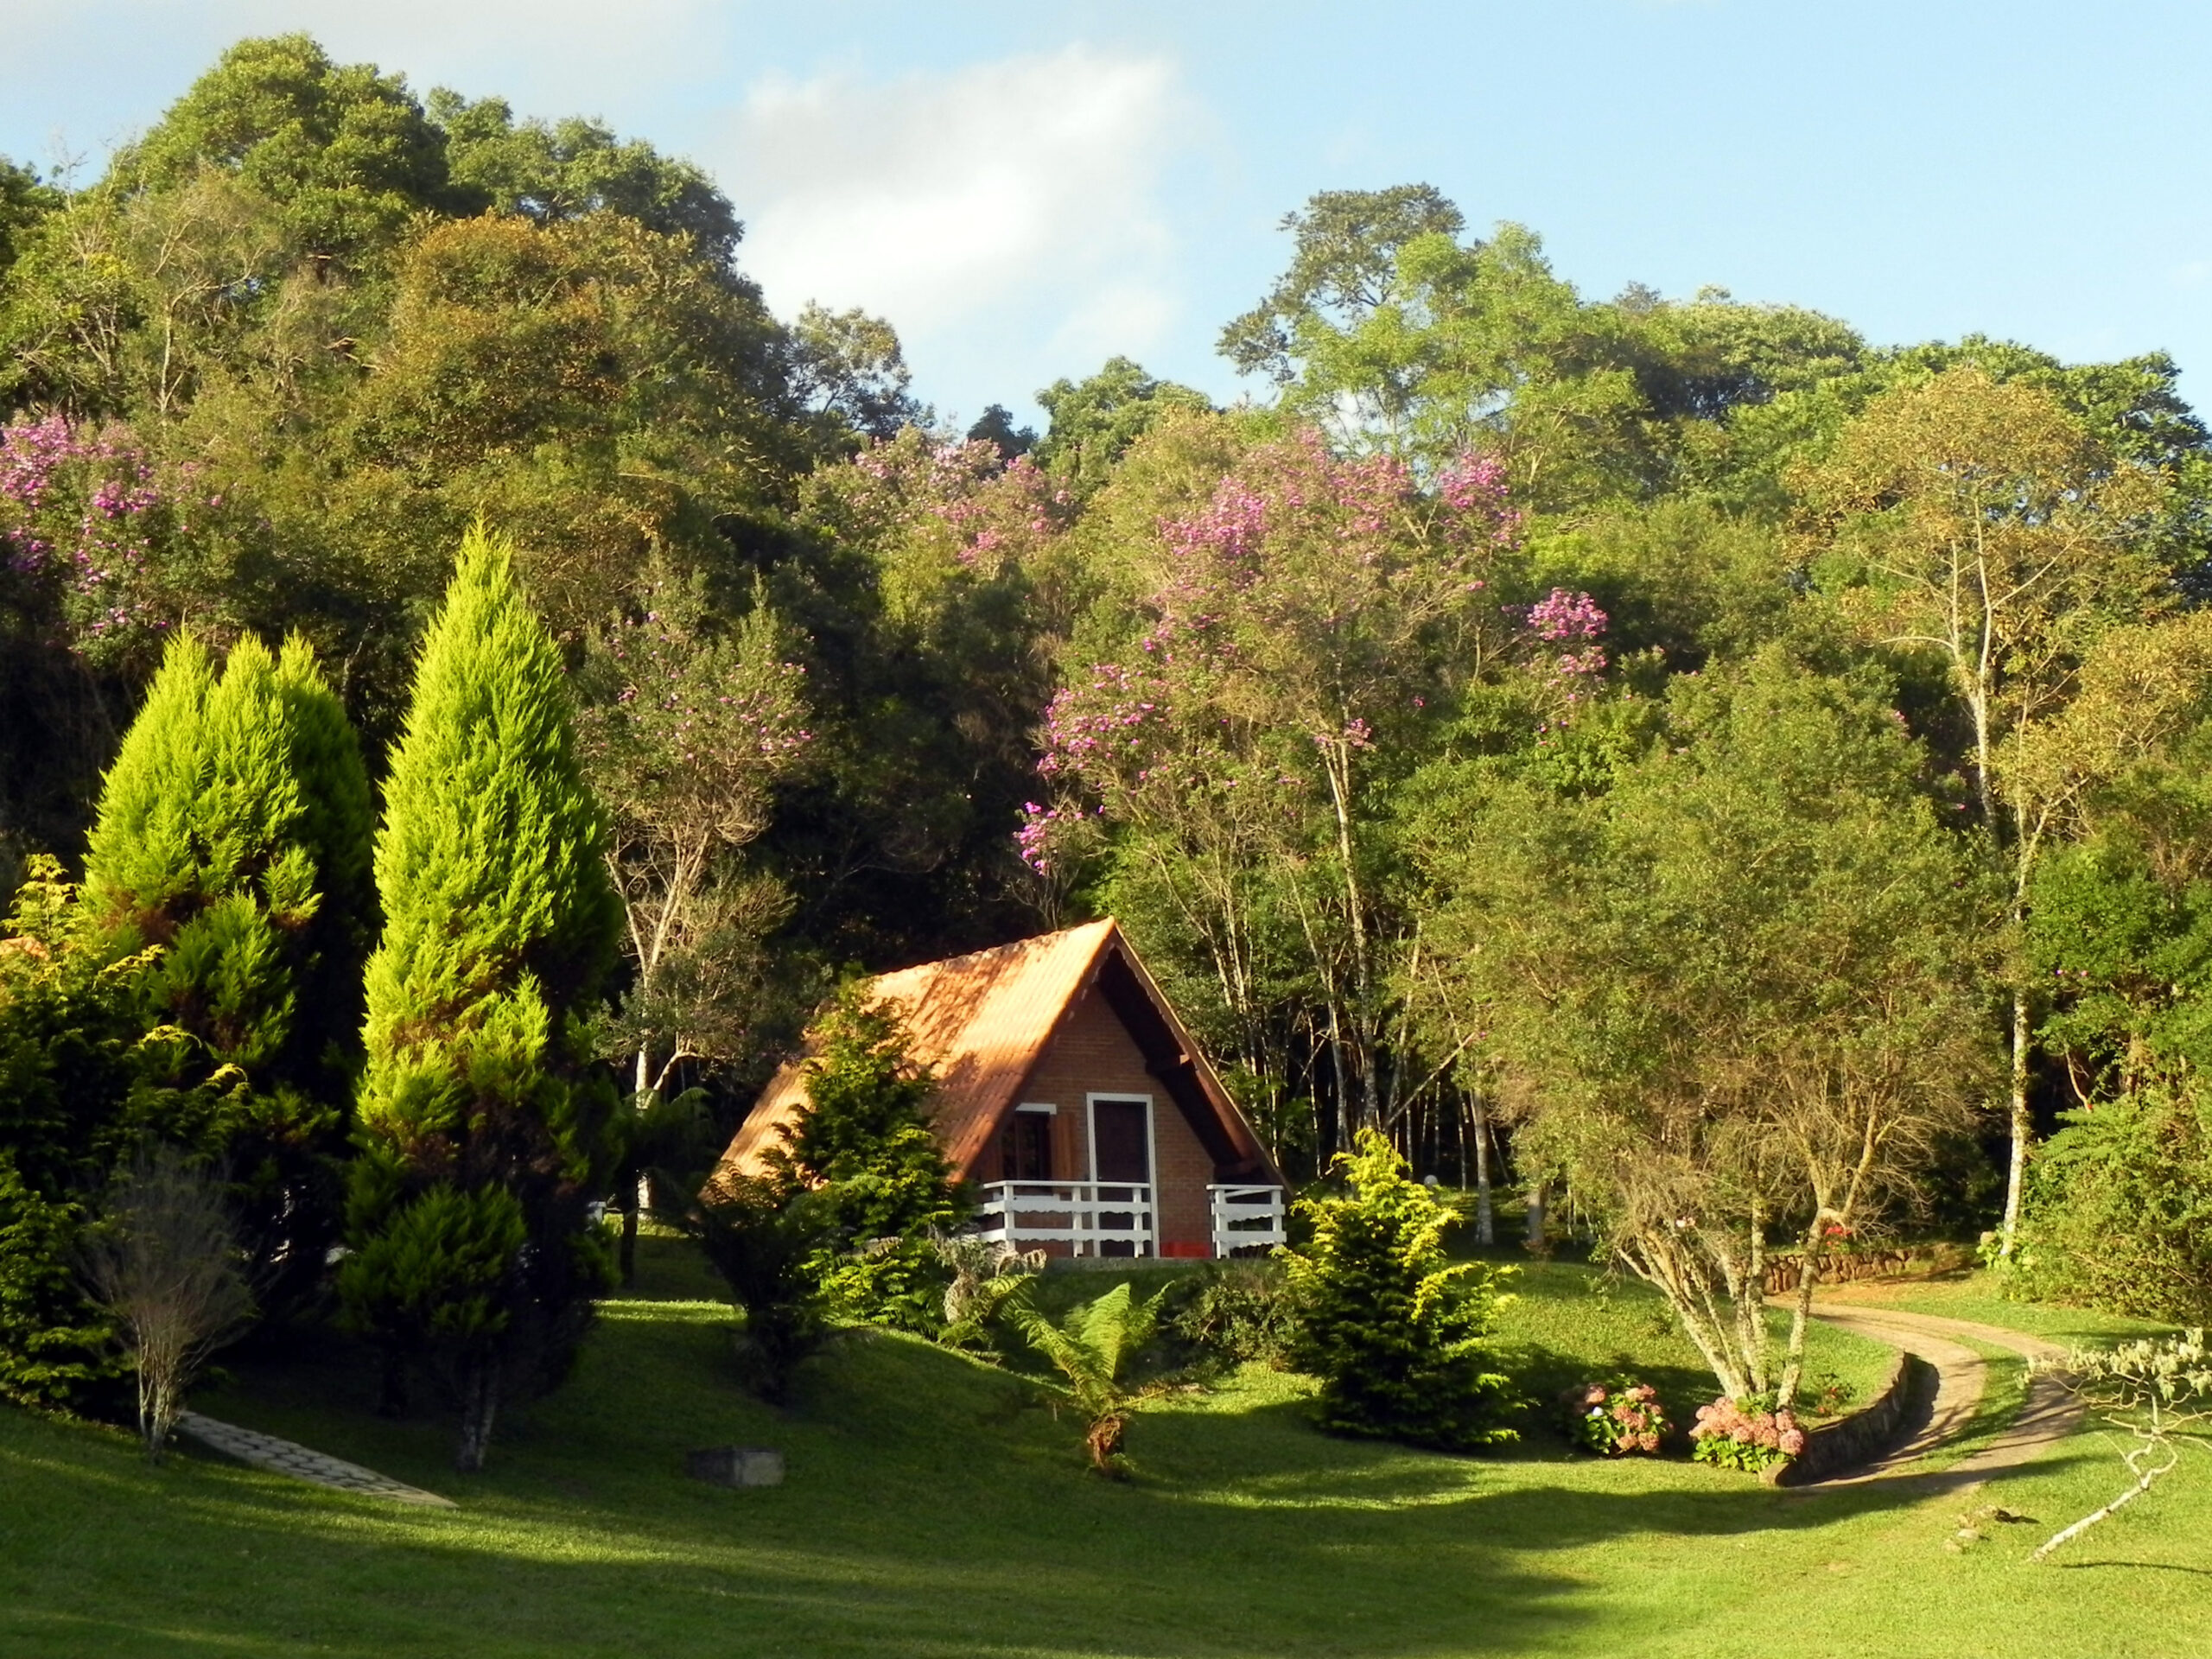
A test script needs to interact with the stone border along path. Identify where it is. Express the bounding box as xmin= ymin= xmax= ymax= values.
xmin=1792 ymin=1303 xmax=2078 ymax=1491
xmin=175 ymin=1411 xmax=457 ymax=1507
